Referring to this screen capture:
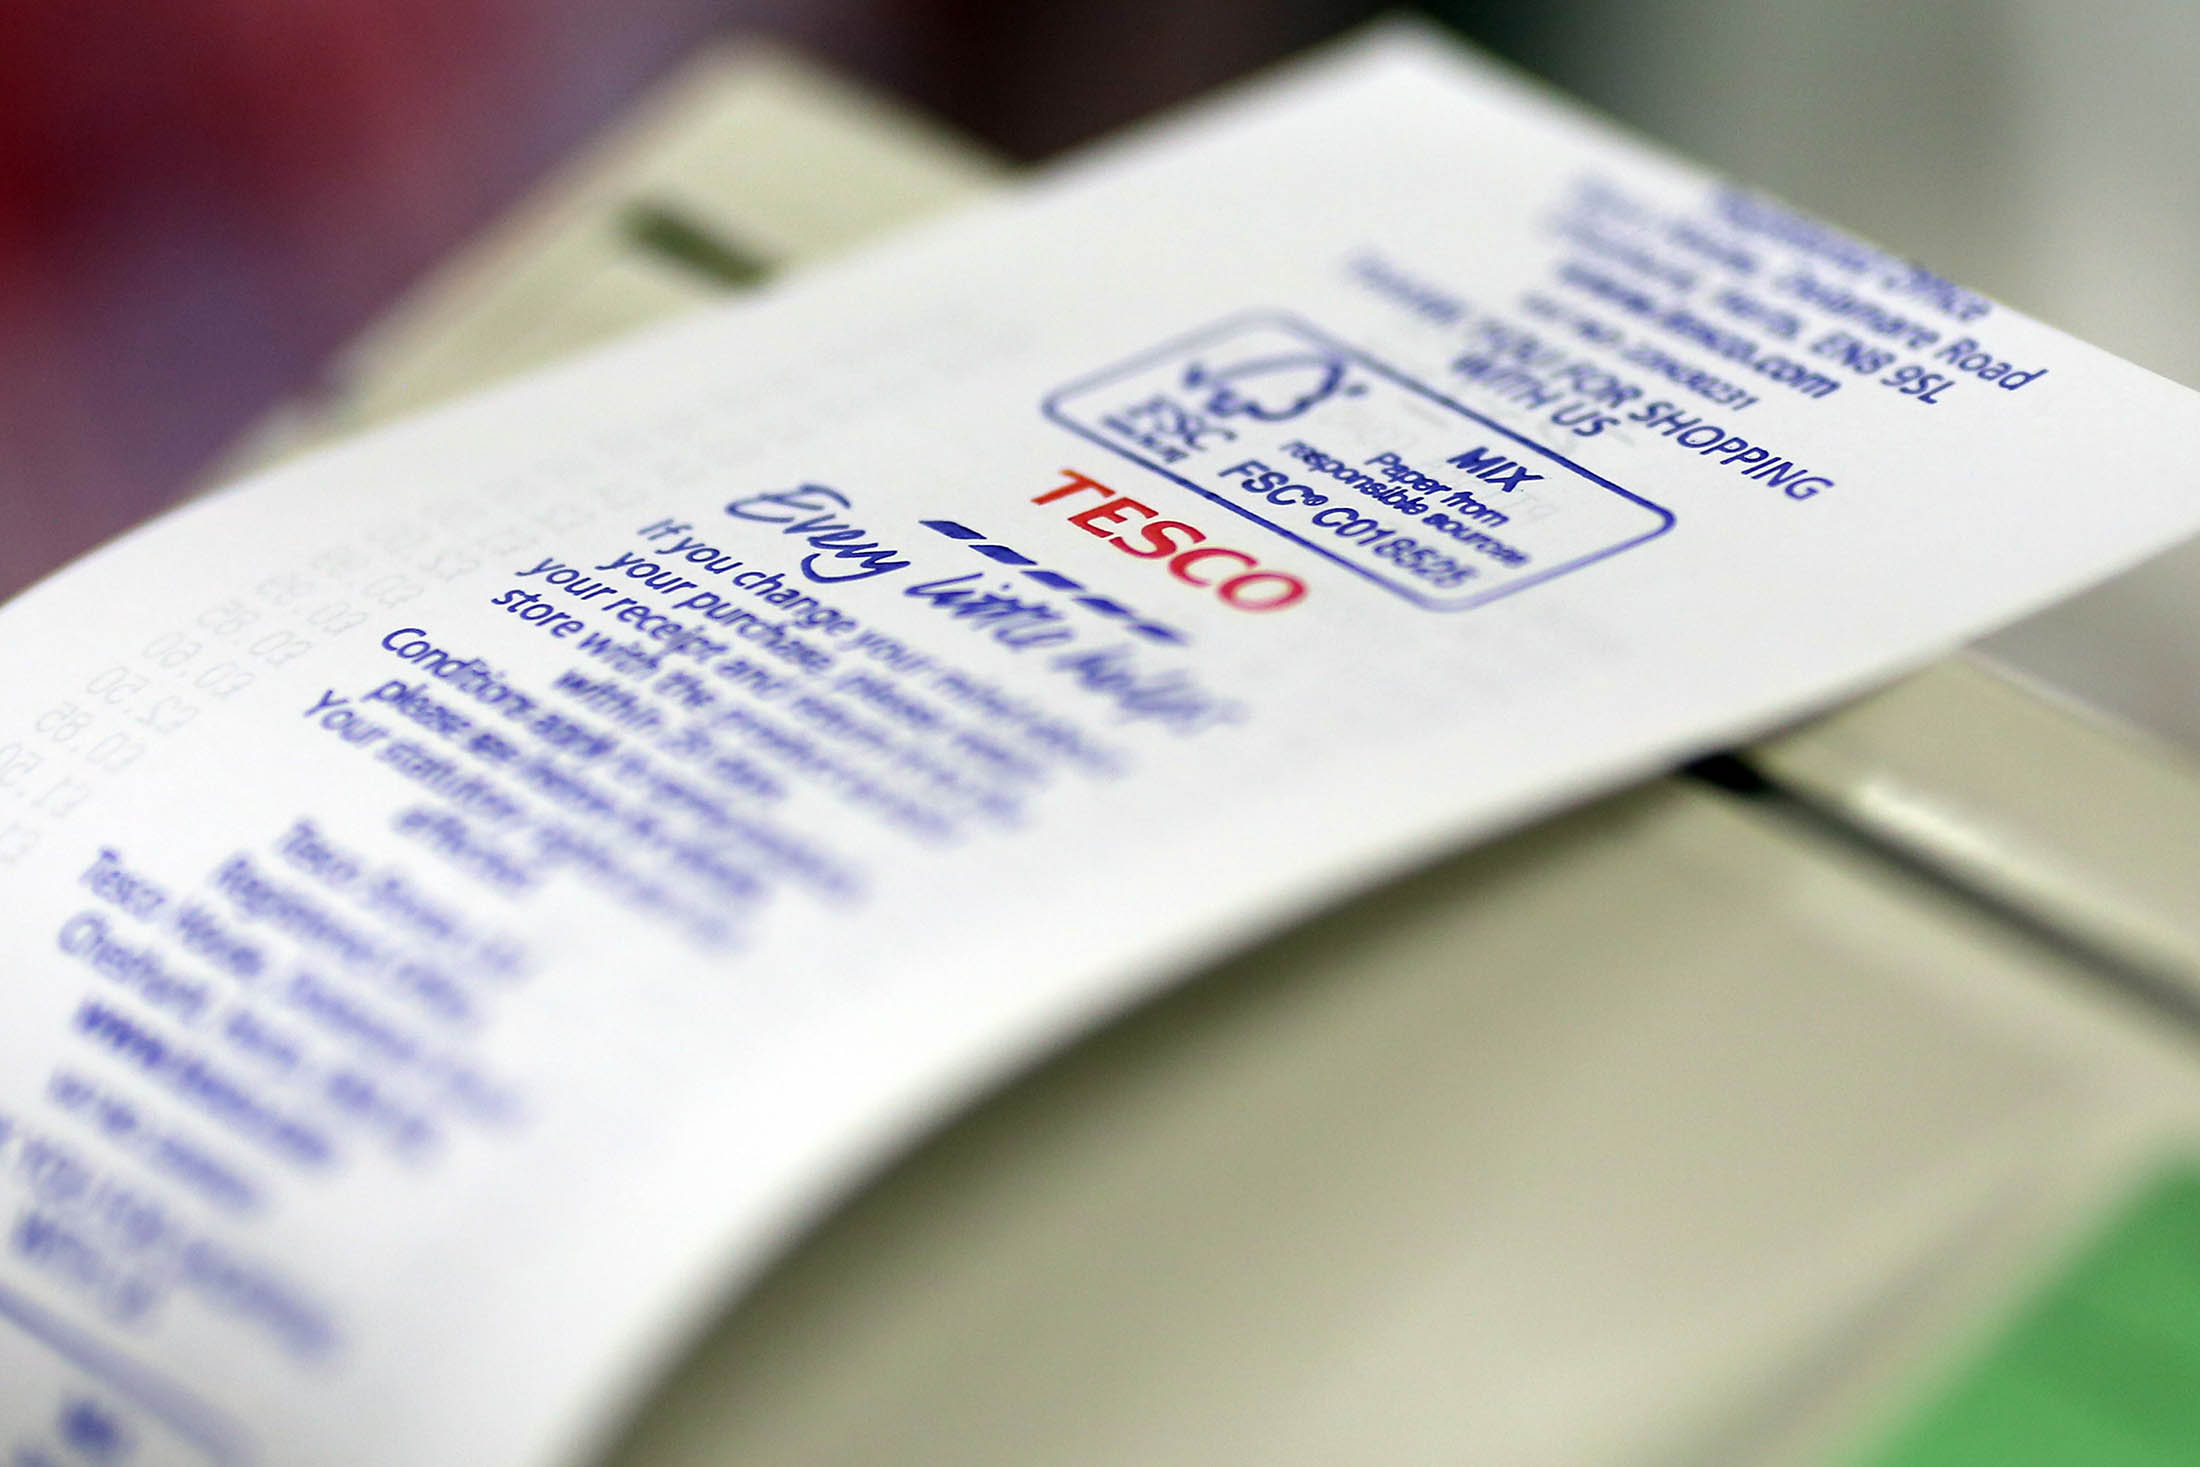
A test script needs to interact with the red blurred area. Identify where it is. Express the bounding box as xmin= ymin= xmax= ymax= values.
xmin=0 ymin=0 xmax=749 ymax=598
xmin=0 ymin=0 xmax=1362 ymax=600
